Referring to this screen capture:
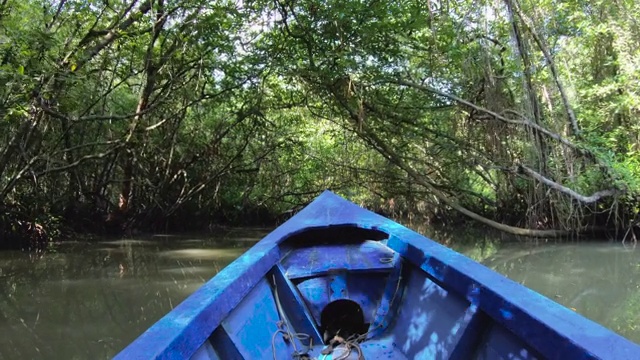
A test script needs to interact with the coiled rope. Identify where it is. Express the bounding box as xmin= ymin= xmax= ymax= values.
xmin=272 ymin=275 xmax=314 ymax=360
